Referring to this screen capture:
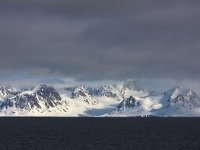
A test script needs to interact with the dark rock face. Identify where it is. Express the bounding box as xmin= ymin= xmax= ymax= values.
xmin=66 ymin=85 xmax=94 ymax=100
xmin=92 ymin=86 xmax=118 ymax=99
xmin=65 ymin=85 xmax=92 ymax=99
xmin=14 ymin=94 xmax=41 ymax=109
xmin=71 ymin=90 xmax=89 ymax=99
xmin=37 ymin=85 xmax=61 ymax=100
xmin=0 ymin=85 xmax=62 ymax=111
xmin=65 ymin=85 xmax=98 ymax=105
xmin=116 ymin=96 xmax=141 ymax=110
xmin=0 ymin=99 xmax=14 ymax=108
xmin=66 ymin=85 xmax=119 ymax=100
xmin=36 ymin=85 xmax=61 ymax=108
